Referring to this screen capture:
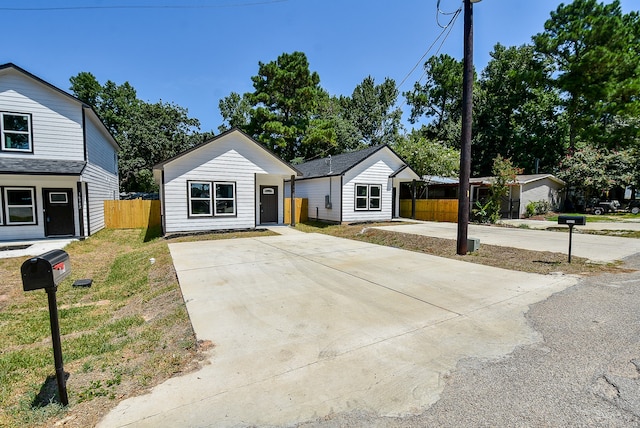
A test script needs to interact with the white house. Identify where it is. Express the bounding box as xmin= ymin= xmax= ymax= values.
xmin=470 ymin=174 xmax=565 ymax=219
xmin=153 ymin=129 xmax=300 ymax=234
xmin=287 ymin=145 xmax=420 ymax=223
xmin=0 ymin=63 xmax=119 ymax=241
